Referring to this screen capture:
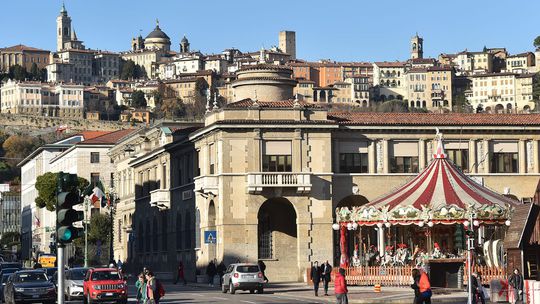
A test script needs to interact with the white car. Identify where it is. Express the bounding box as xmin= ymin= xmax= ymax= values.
xmin=221 ymin=263 xmax=264 ymax=294
xmin=64 ymin=267 xmax=88 ymax=301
